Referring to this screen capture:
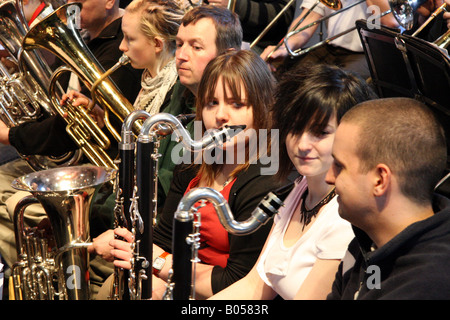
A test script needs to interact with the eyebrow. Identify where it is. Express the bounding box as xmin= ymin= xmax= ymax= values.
xmin=176 ymin=35 xmax=205 ymax=43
